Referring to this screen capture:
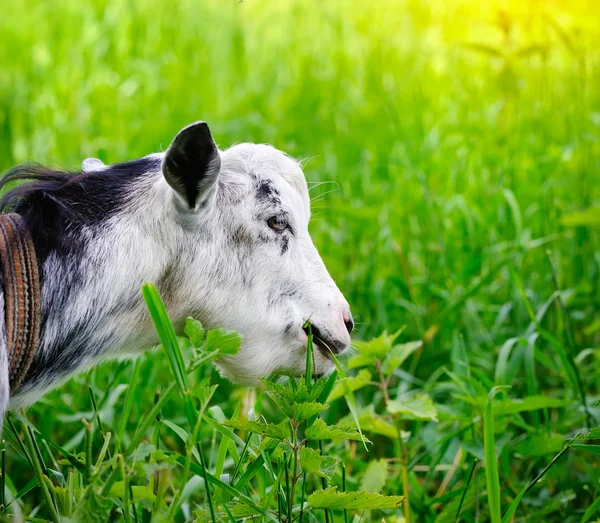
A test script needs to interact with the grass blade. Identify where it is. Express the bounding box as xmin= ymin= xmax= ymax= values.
xmin=484 ymin=387 xmax=505 ymax=523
